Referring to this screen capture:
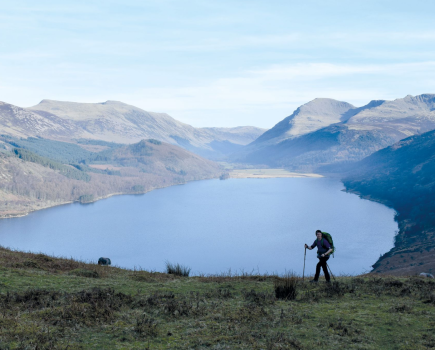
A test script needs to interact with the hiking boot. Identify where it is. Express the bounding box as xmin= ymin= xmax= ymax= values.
xmin=325 ymin=280 xmax=331 ymax=284
xmin=309 ymin=279 xmax=318 ymax=283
